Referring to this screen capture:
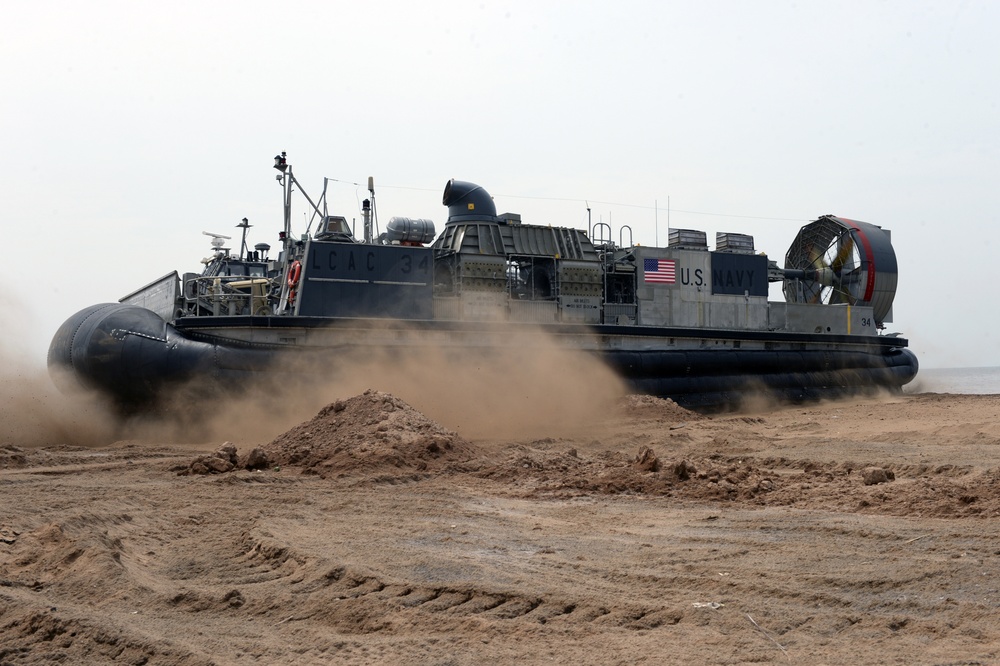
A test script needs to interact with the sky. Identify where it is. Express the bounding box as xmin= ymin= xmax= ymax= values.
xmin=2 ymin=0 xmax=998 ymax=370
